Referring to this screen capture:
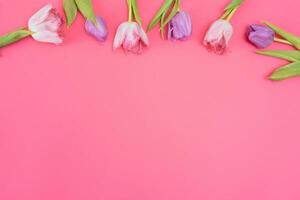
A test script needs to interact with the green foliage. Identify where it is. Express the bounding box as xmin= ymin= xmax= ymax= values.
xmin=264 ymin=22 xmax=300 ymax=50
xmin=269 ymin=61 xmax=300 ymax=81
xmin=0 ymin=28 xmax=32 ymax=48
xmin=75 ymin=0 xmax=97 ymax=24
xmin=147 ymin=0 xmax=174 ymax=32
xmin=257 ymin=50 xmax=300 ymax=62
xmin=63 ymin=0 xmax=78 ymax=28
